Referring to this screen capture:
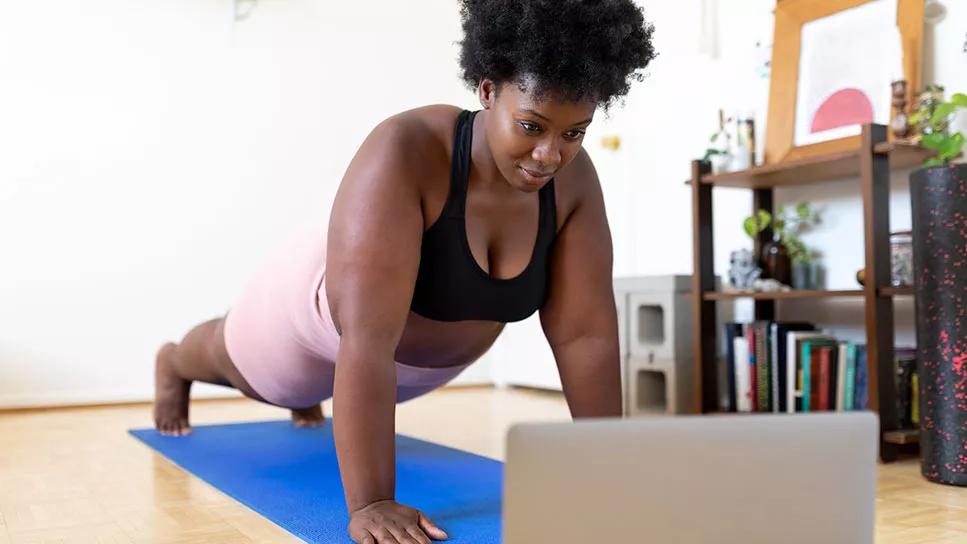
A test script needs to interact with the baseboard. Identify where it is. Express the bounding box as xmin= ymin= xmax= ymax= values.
xmin=0 ymin=380 xmax=503 ymax=411
xmin=0 ymin=383 xmax=242 ymax=410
